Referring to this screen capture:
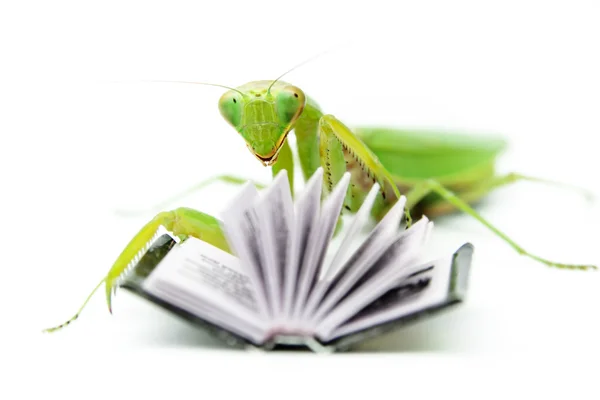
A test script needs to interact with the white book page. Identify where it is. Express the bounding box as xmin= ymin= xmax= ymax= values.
xmin=336 ymin=218 xmax=432 ymax=302
xmin=291 ymin=172 xmax=351 ymax=319
xmin=146 ymin=277 xmax=267 ymax=344
xmin=282 ymin=168 xmax=323 ymax=319
xmin=218 ymin=182 xmax=271 ymax=318
xmin=141 ymin=237 xmax=269 ymax=343
xmin=323 ymin=182 xmax=381 ymax=280
xmin=305 ymin=197 xmax=410 ymax=324
xmin=322 ymin=193 xmax=407 ymax=285
xmin=325 ymin=254 xmax=454 ymax=341
xmin=299 ymin=183 xmax=382 ymax=320
xmin=252 ymin=170 xmax=294 ymax=319
xmin=315 ymin=220 xmax=433 ymax=338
